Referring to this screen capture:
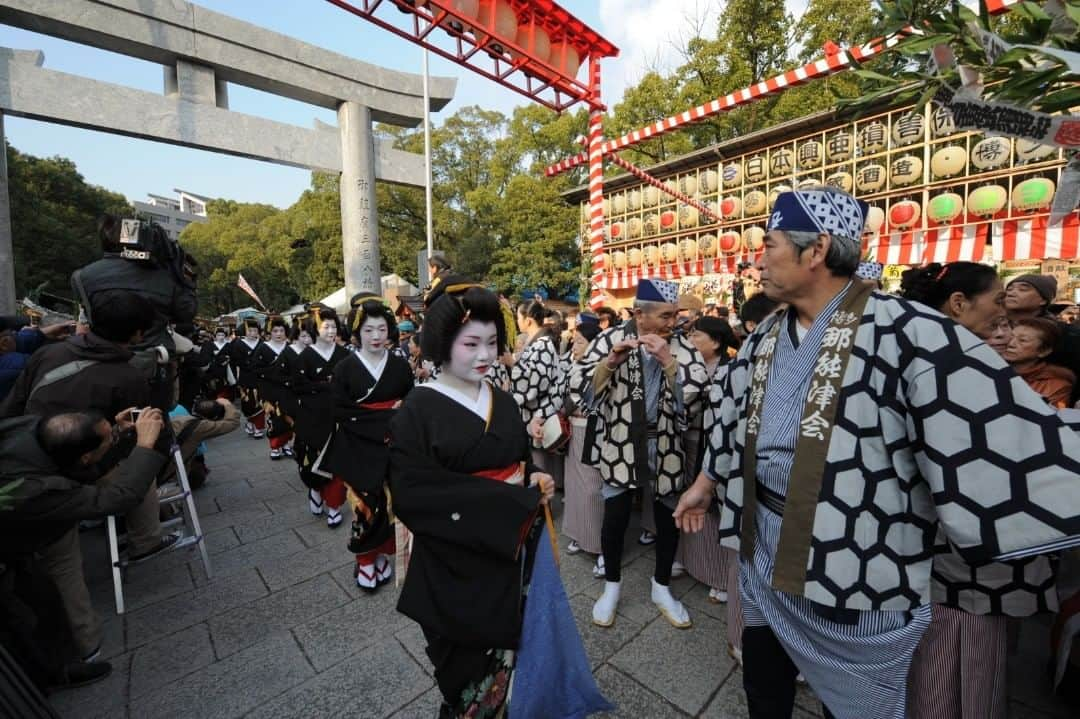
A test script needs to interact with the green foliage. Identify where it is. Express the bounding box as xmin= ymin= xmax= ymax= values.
xmin=842 ymin=0 xmax=1080 ymax=117
xmin=8 ymin=143 xmax=132 ymax=307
